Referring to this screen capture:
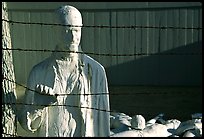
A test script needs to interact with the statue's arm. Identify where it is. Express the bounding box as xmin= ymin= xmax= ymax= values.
xmin=18 ymin=68 xmax=45 ymax=133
